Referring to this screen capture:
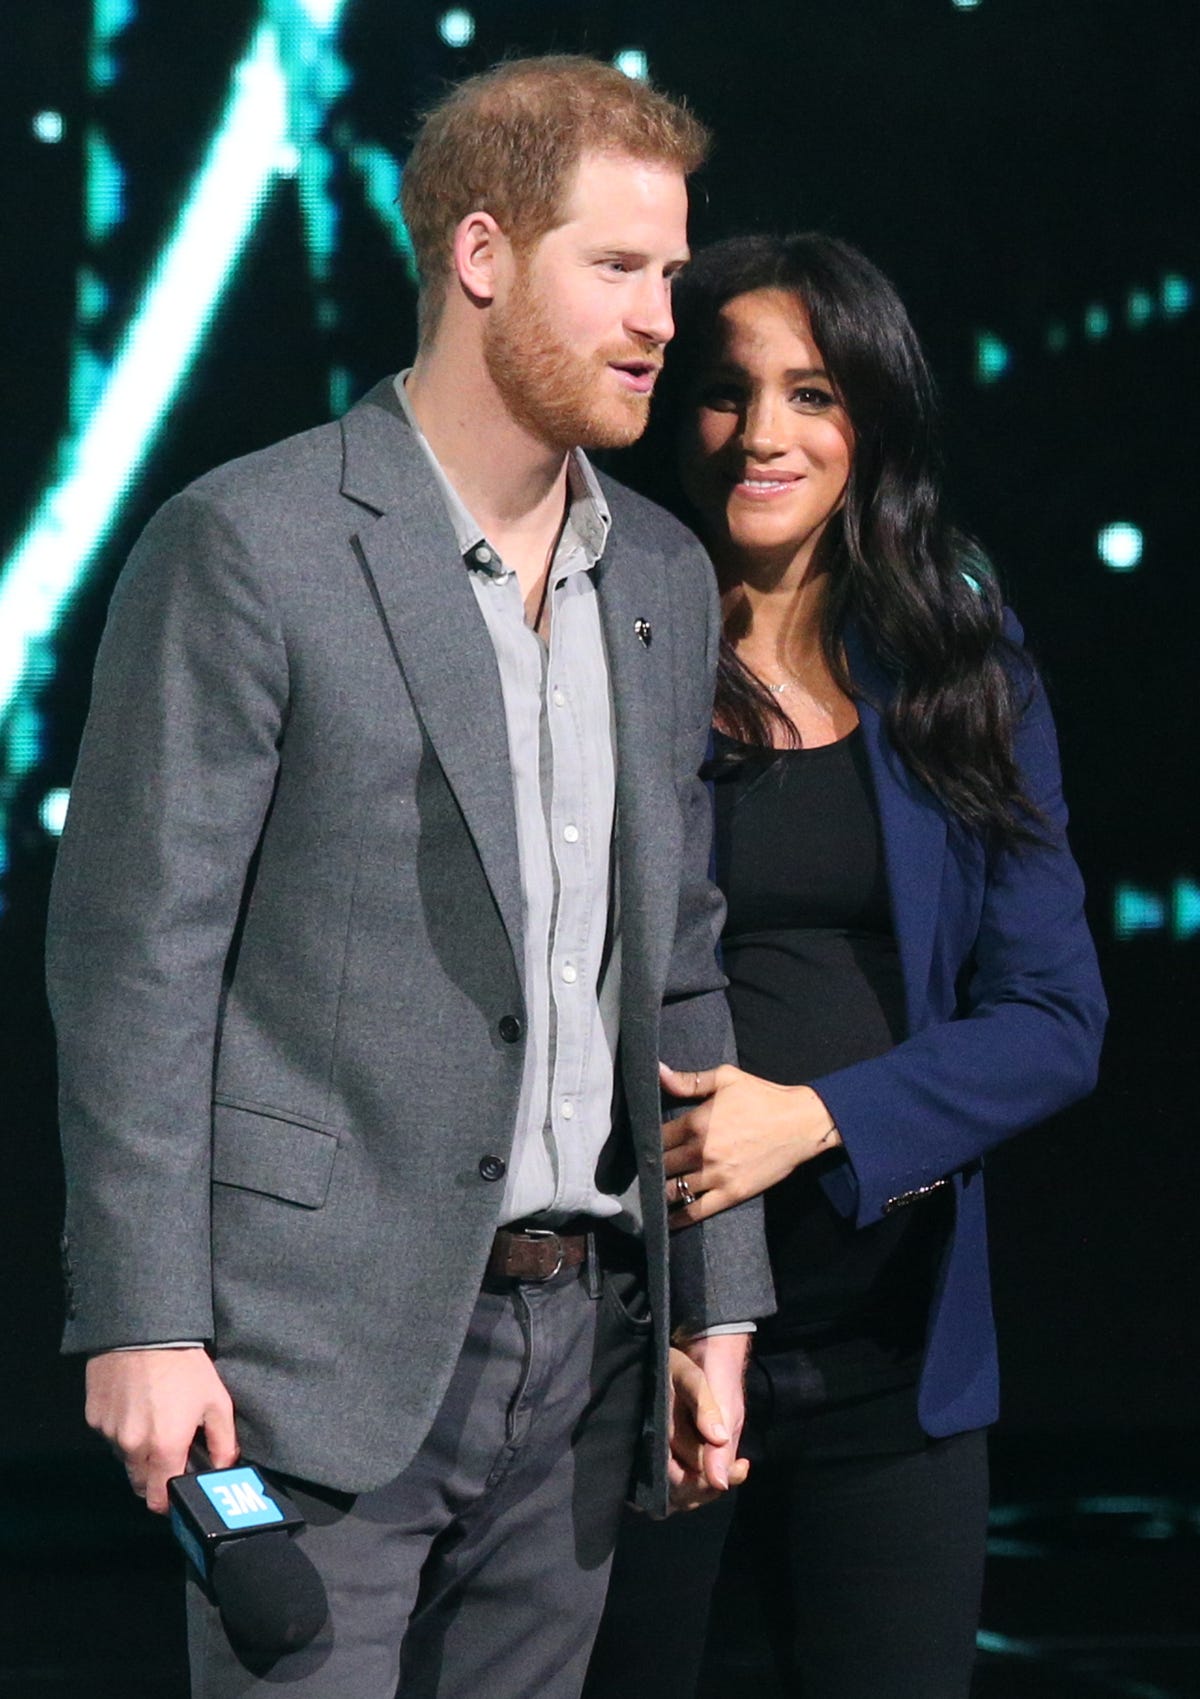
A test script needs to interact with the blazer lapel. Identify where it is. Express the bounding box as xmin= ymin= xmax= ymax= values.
xmin=845 ymin=623 xmax=946 ymax=1035
xmin=340 ymin=381 xmax=525 ymax=970
xmin=596 ymin=531 xmax=676 ymax=1027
